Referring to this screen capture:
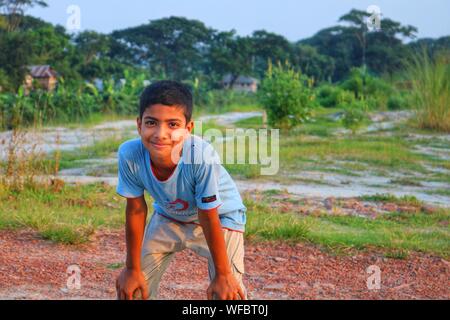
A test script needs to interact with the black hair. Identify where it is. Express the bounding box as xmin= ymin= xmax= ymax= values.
xmin=139 ymin=80 xmax=193 ymax=122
